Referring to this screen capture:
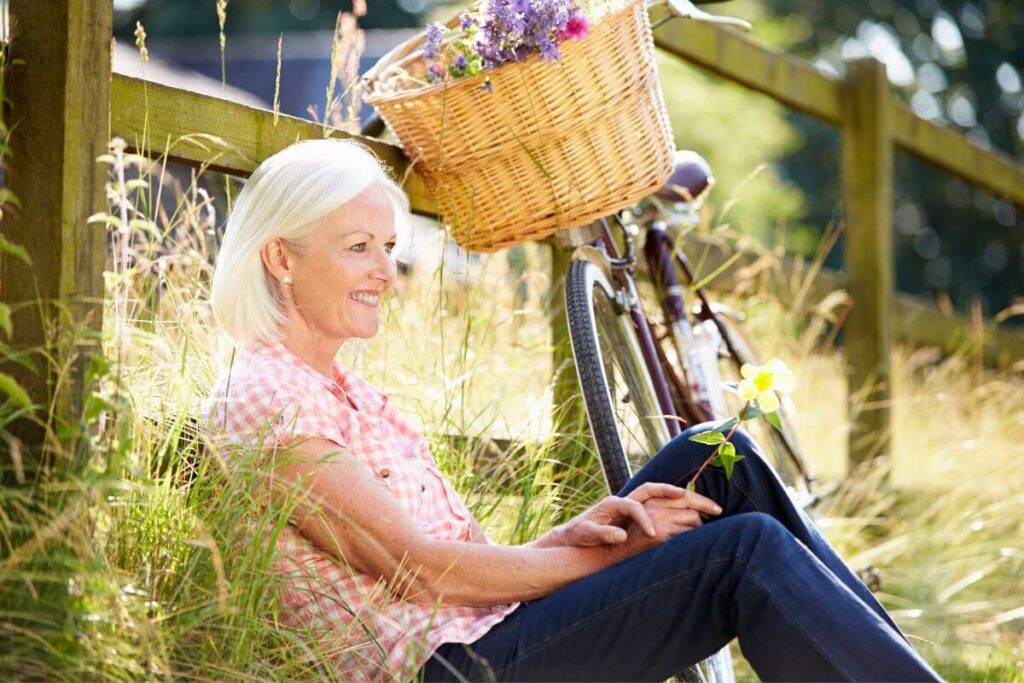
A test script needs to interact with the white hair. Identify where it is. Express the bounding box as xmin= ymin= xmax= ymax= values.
xmin=210 ymin=138 xmax=410 ymax=346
